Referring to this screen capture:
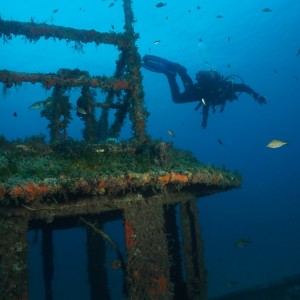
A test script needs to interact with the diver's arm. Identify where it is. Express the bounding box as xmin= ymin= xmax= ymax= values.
xmin=234 ymin=83 xmax=266 ymax=104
